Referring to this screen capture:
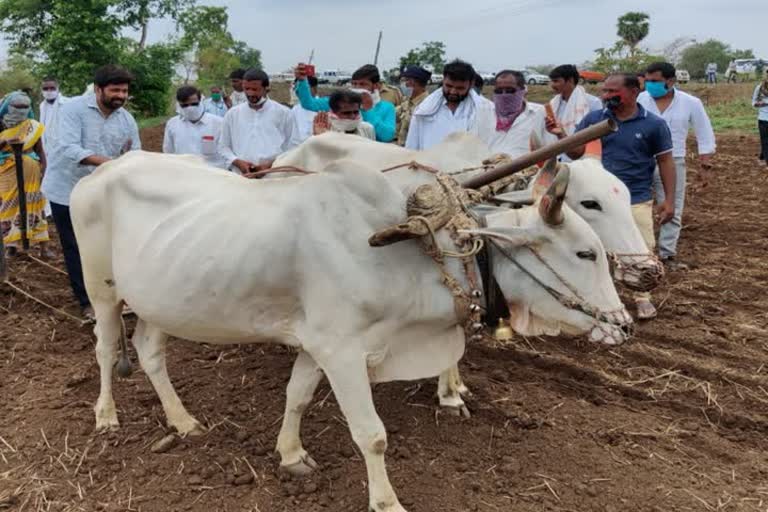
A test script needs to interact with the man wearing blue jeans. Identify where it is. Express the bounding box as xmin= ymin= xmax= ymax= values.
xmin=639 ymin=62 xmax=716 ymax=270
xmin=41 ymin=65 xmax=140 ymax=320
